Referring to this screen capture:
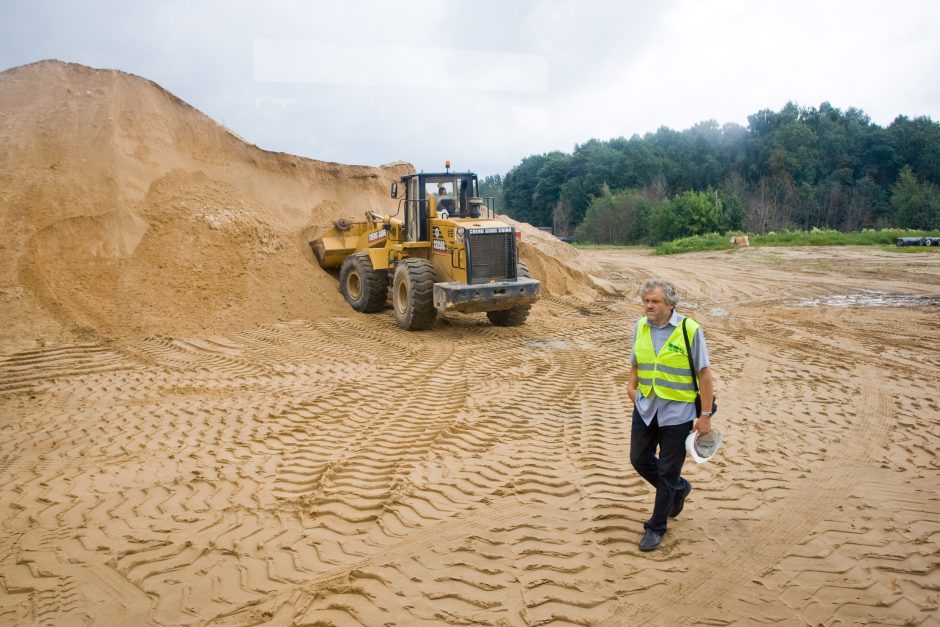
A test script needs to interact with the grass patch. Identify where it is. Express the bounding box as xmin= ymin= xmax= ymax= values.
xmin=654 ymin=232 xmax=733 ymax=255
xmin=653 ymin=228 xmax=940 ymax=255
